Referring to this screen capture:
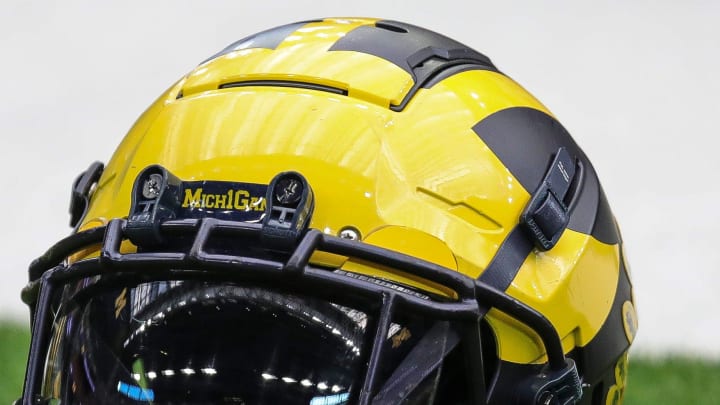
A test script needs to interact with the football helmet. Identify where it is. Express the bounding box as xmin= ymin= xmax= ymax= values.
xmin=20 ymin=18 xmax=637 ymax=405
